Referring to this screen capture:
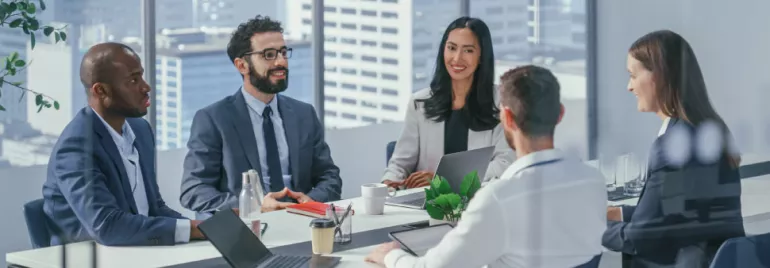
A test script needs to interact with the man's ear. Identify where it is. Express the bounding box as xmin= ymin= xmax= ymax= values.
xmin=557 ymin=103 xmax=565 ymax=124
xmin=501 ymin=107 xmax=519 ymax=132
xmin=234 ymin=57 xmax=250 ymax=76
xmin=91 ymin=83 xmax=109 ymax=99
